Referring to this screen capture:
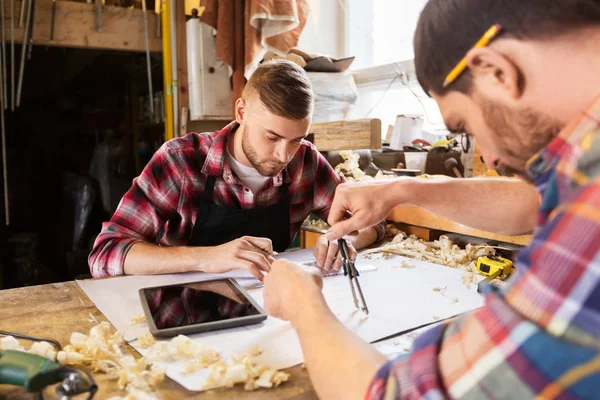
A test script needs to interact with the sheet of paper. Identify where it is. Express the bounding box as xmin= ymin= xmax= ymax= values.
xmin=77 ymin=252 xmax=485 ymax=391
